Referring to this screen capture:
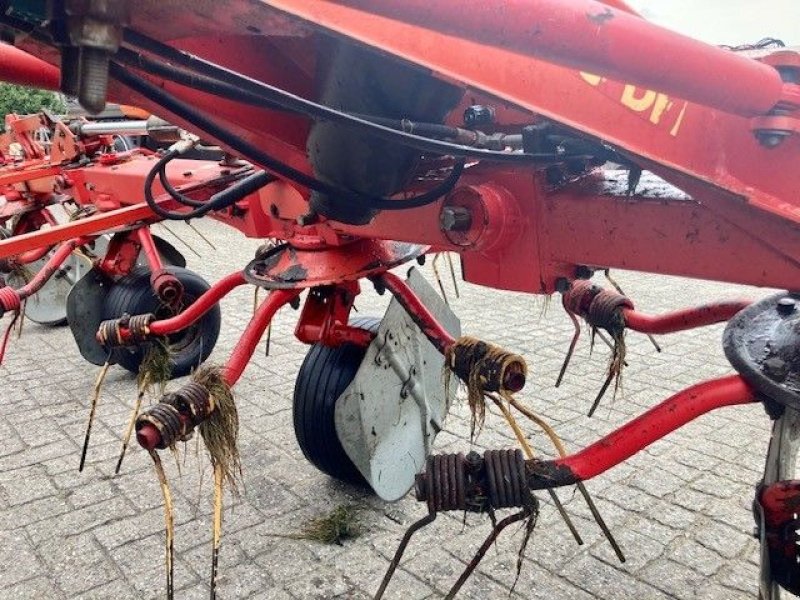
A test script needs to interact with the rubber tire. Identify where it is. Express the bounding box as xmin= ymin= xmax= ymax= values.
xmin=293 ymin=316 xmax=380 ymax=486
xmin=102 ymin=267 xmax=221 ymax=377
